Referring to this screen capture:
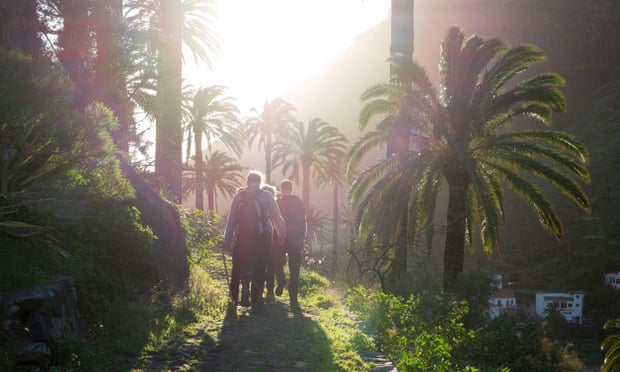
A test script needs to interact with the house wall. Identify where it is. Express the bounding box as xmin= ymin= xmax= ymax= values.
xmin=535 ymin=292 xmax=584 ymax=324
